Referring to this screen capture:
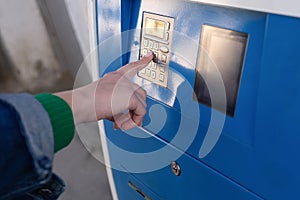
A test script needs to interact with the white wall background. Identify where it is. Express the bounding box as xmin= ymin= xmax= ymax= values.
xmin=65 ymin=0 xmax=90 ymax=58
xmin=0 ymin=0 xmax=66 ymax=92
